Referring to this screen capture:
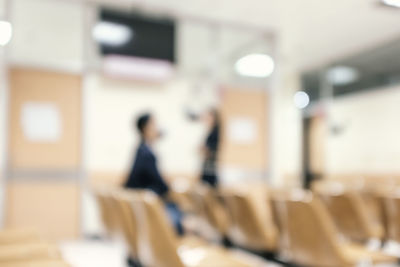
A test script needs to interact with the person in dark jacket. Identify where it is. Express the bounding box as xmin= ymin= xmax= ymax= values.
xmin=201 ymin=109 xmax=221 ymax=188
xmin=124 ymin=113 xmax=183 ymax=235
xmin=125 ymin=113 xmax=169 ymax=196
